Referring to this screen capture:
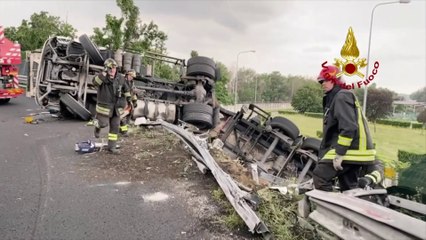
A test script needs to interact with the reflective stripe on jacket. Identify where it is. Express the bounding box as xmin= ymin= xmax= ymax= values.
xmin=319 ymin=86 xmax=375 ymax=164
